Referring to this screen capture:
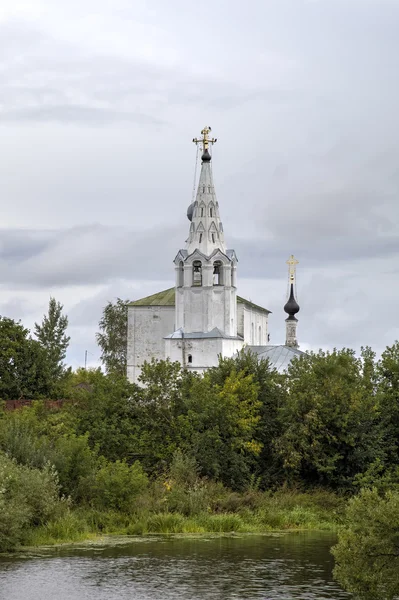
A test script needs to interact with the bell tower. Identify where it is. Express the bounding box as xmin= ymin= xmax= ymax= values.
xmin=173 ymin=127 xmax=238 ymax=335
